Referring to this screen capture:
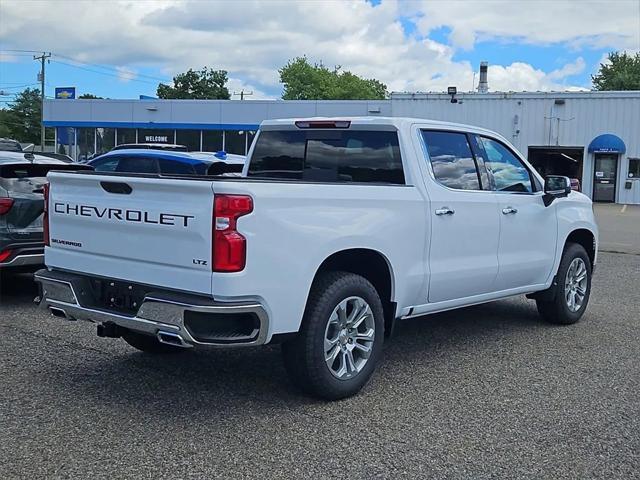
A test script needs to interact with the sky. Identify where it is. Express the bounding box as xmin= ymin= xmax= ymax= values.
xmin=1 ymin=0 xmax=639 ymax=103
